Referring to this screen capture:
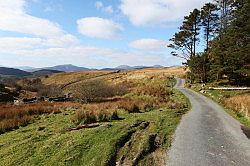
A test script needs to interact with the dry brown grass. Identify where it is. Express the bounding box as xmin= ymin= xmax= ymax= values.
xmin=72 ymin=103 xmax=119 ymax=125
xmin=41 ymin=71 xmax=111 ymax=86
xmin=115 ymin=98 xmax=174 ymax=113
xmin=134 ymin=81 xmax=172 ymax=99
xmin=123 ymin=67 xmax=186 ymax=81
xmin=71 ymin=94 xmax=182 ymax=125
xmin=40 ymin=67 xmax=186 ymax=90
xmin=71 ymin=98 xmax=161 ymax=125
xmin=0 ymin=102 xmax=81 ymax=133
xmin=224 ymin=95 xmax=250 ymax=119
